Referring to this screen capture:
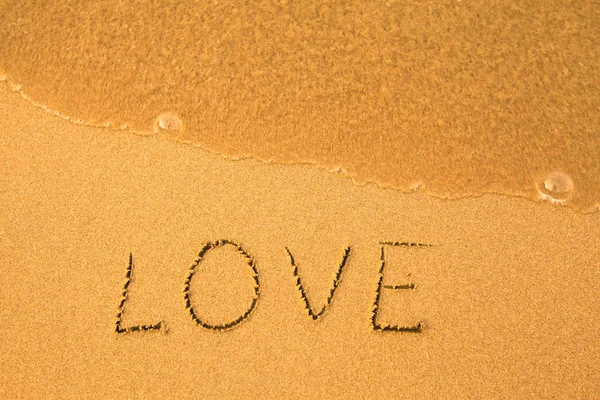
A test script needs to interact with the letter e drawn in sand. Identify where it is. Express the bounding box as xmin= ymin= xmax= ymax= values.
xmin=285 ymin=246 xmax=351 ymax=320
xmin=114 ymin=253 xmax=165 ymax=334
xmin=183 ymin=240 xmax=260 ymax=331
xmin=371 ymin=241 xmax=433 ymax=333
